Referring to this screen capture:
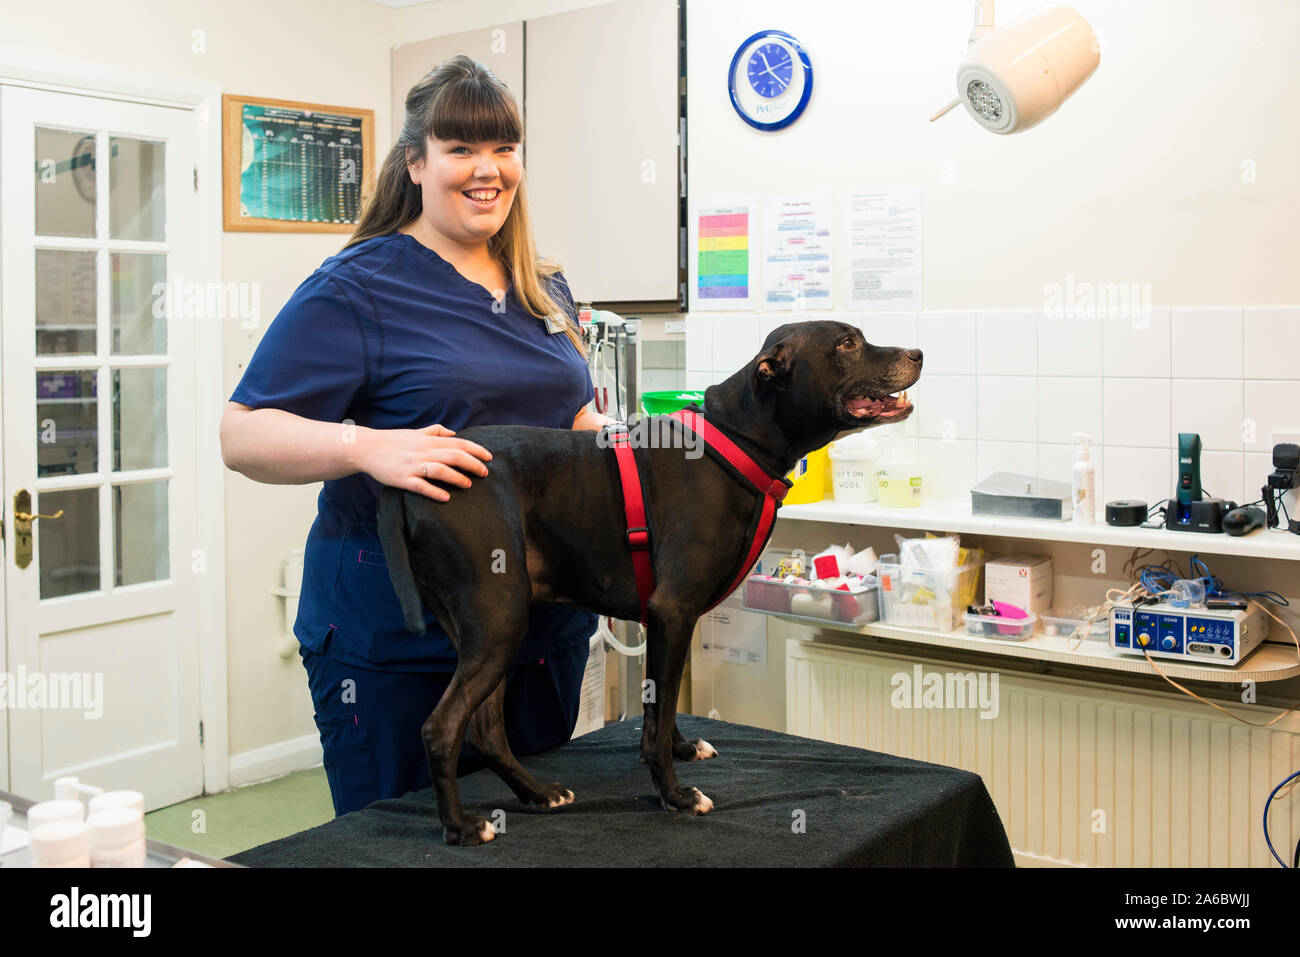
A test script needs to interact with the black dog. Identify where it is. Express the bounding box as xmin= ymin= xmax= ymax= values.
xmin=377 ymin=319 xmax=921 ymax=845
